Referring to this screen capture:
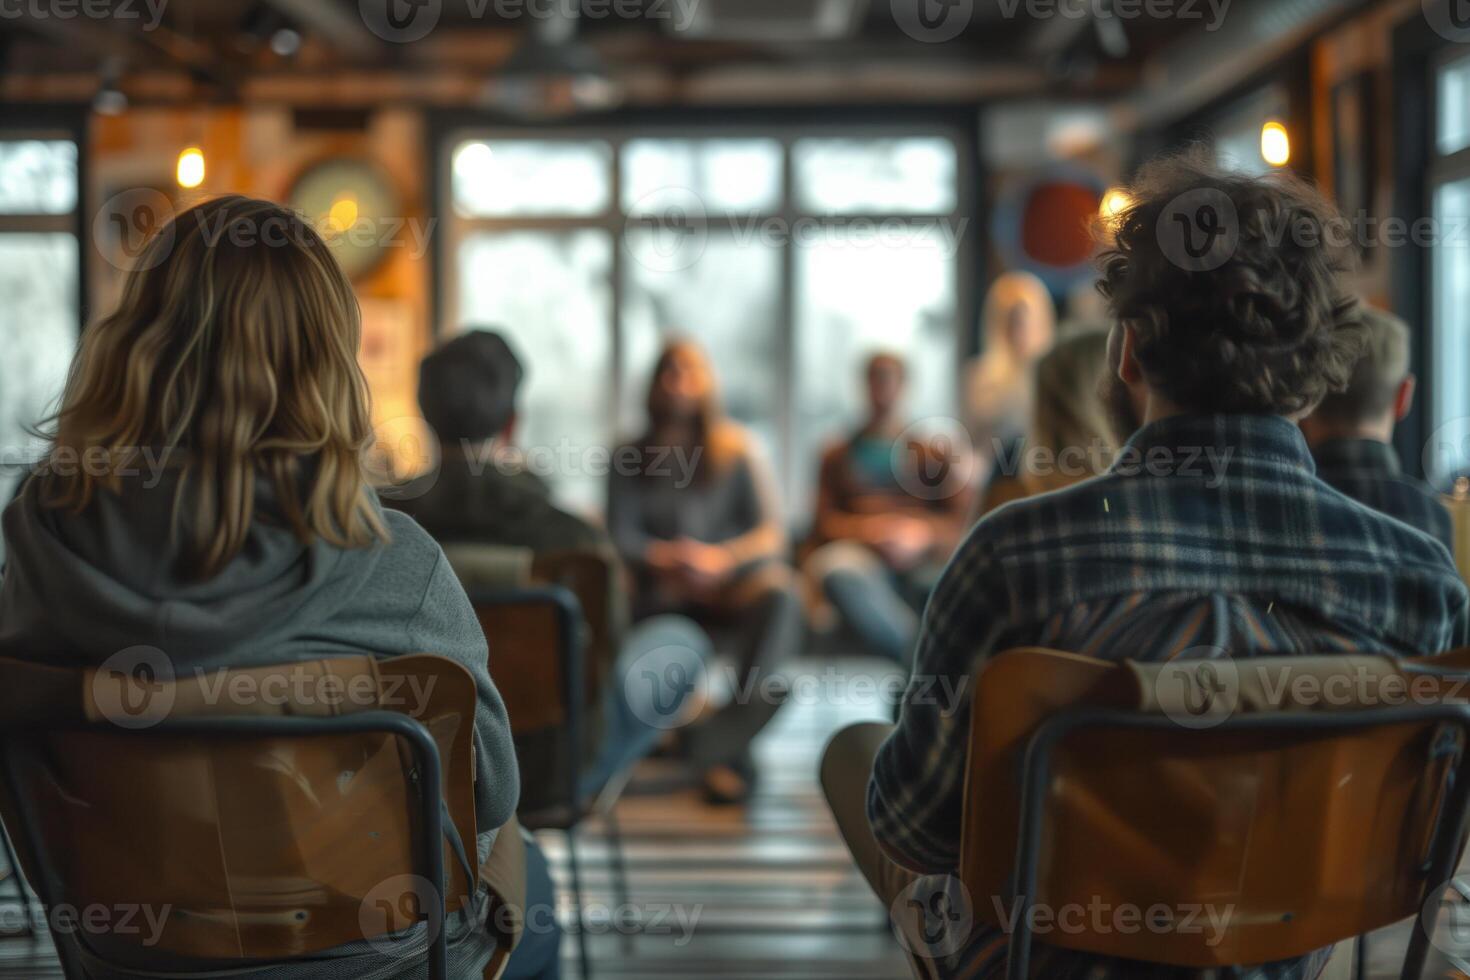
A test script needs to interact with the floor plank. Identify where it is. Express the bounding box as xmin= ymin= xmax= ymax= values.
xmin=537 ymin=656 xmax=910 ymax=978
